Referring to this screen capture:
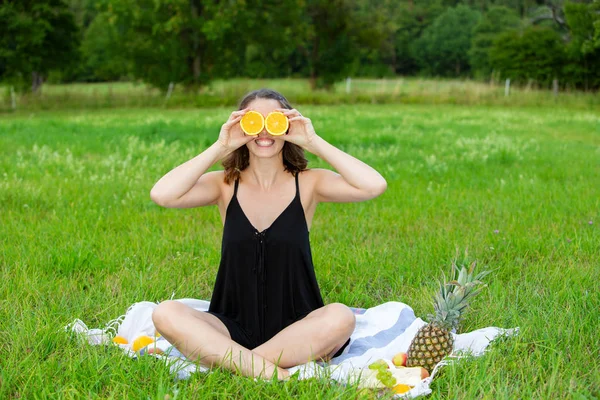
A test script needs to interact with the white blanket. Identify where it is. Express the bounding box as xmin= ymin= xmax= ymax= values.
xmin=67 ymin=299 xmax=517 ymax=398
